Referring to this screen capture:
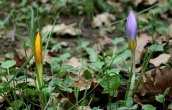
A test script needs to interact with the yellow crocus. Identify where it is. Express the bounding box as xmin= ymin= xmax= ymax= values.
xmin=35 ymin=32 xmax=42 ymax=85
